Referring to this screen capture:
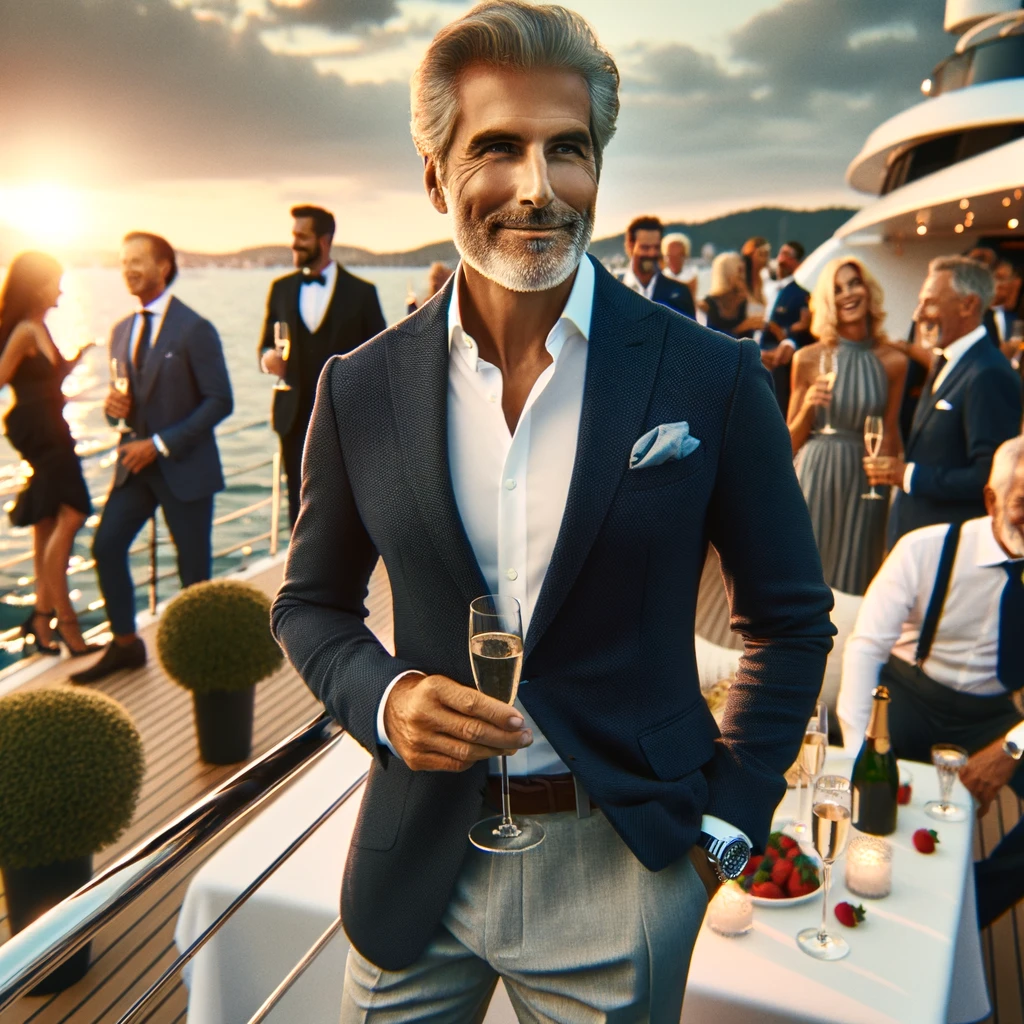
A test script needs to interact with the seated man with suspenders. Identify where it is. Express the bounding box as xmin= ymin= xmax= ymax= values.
xmin=838 ymin=435 xmax=1024 ymax=927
